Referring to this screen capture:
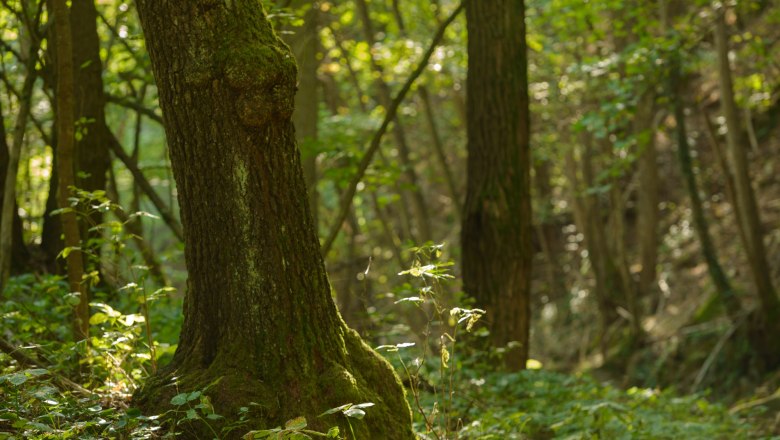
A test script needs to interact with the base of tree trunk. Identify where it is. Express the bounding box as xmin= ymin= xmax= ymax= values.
xmin=133 ymin=327 xmax=414 ymax=440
